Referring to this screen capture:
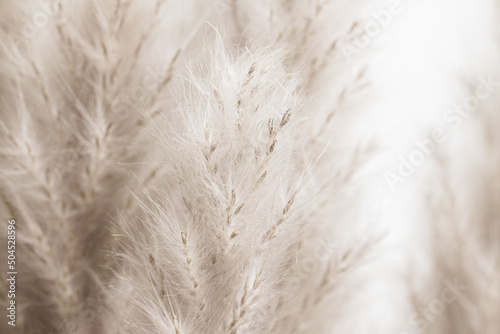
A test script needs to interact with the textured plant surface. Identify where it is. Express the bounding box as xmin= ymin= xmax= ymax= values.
xmin=0 ymin=0 xmax=499 ymax=333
